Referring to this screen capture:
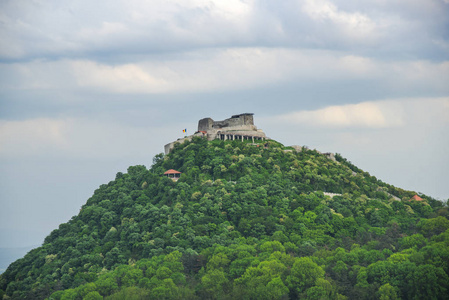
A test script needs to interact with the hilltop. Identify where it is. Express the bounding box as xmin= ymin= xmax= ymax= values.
xmin=0 ymin=137 xmax=448 ymax=300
